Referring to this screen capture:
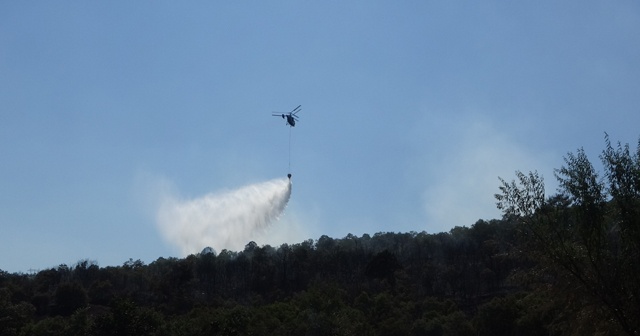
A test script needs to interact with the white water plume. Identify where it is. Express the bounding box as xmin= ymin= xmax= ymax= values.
xmin=157 ymin=178 xmax=292 ymax=255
